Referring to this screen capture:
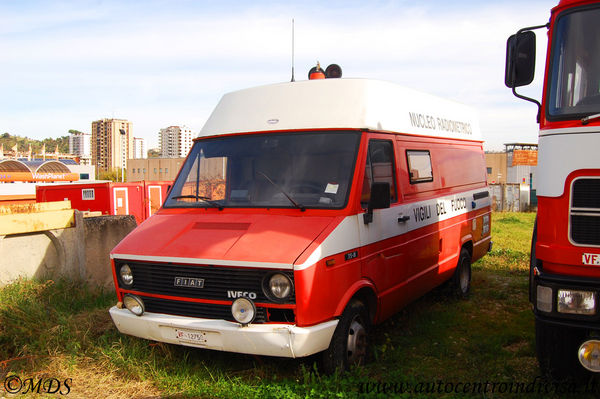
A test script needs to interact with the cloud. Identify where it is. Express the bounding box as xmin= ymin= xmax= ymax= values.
xmin=0 ymin=0 xmax=552 ymax=150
